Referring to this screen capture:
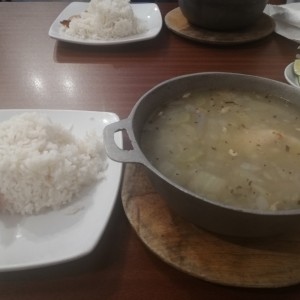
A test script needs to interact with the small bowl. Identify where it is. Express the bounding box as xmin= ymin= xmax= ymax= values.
xmin=284 ymin=62 xmax=300 ymax=88
xmin=178 ymin=0 xmax=268 ymax=31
